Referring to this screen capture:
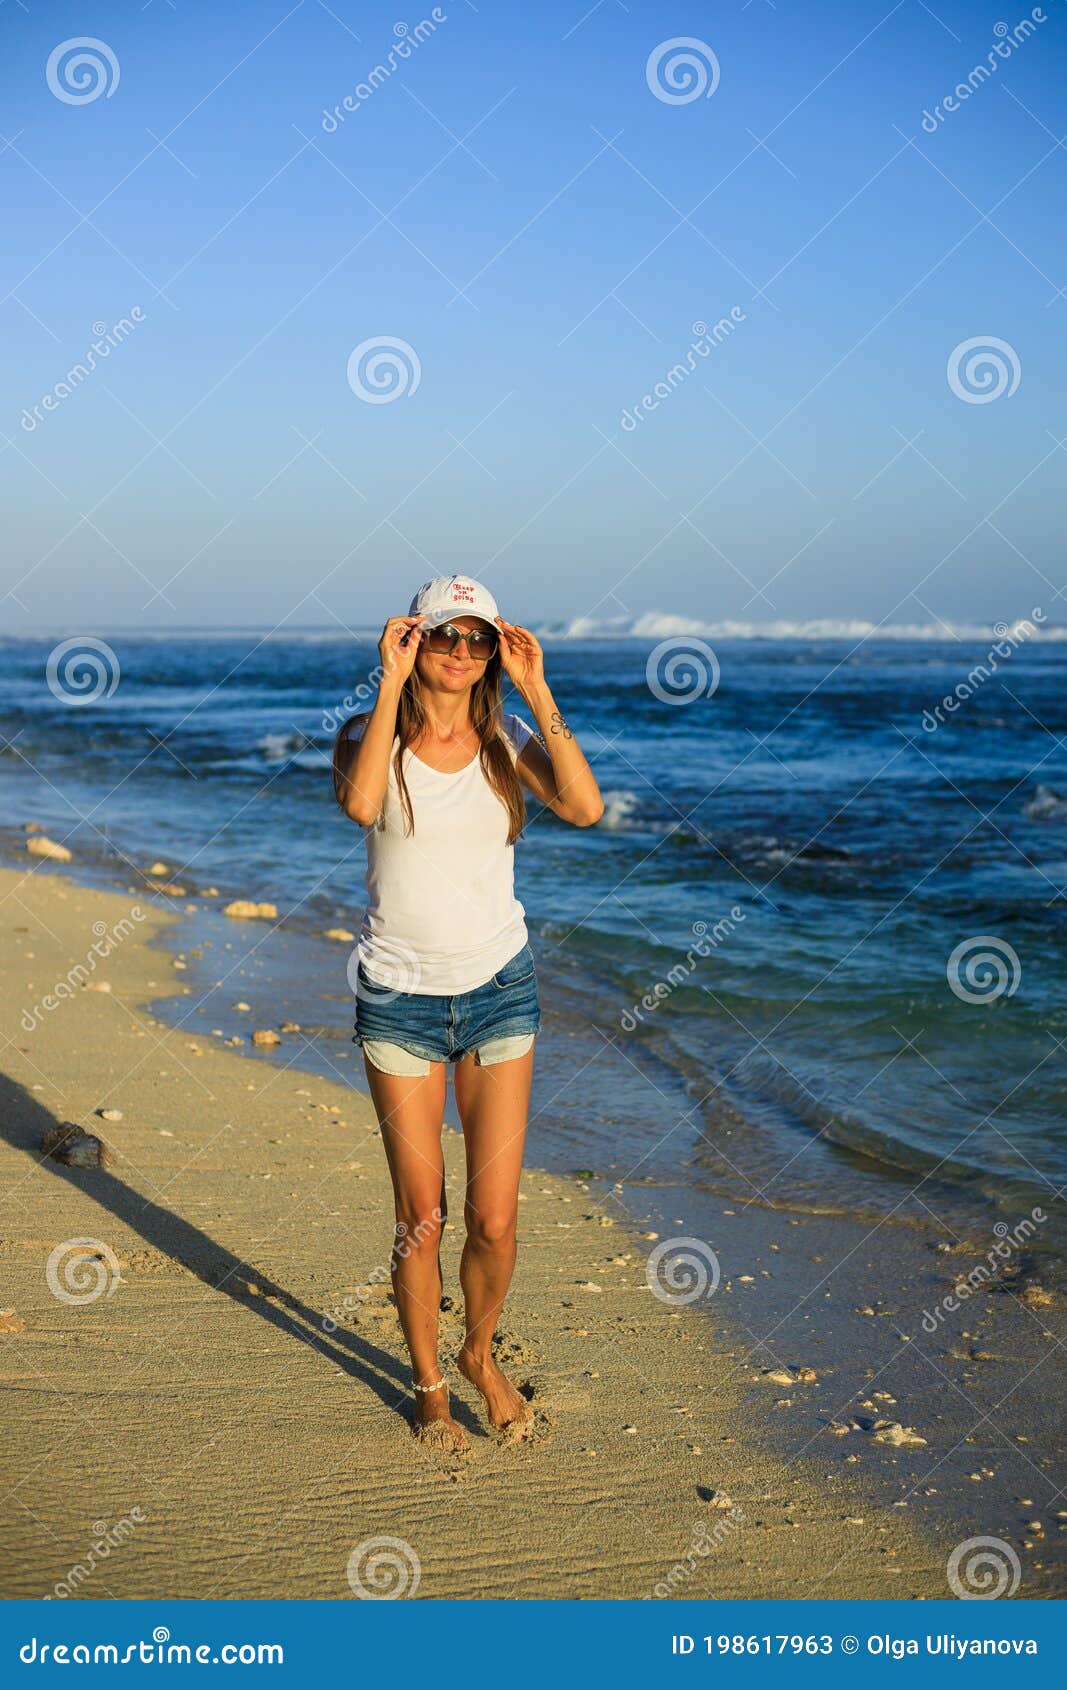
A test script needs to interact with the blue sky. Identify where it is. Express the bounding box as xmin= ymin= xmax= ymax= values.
xmin=2 ymin=0 xmax=1065 ymax=630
